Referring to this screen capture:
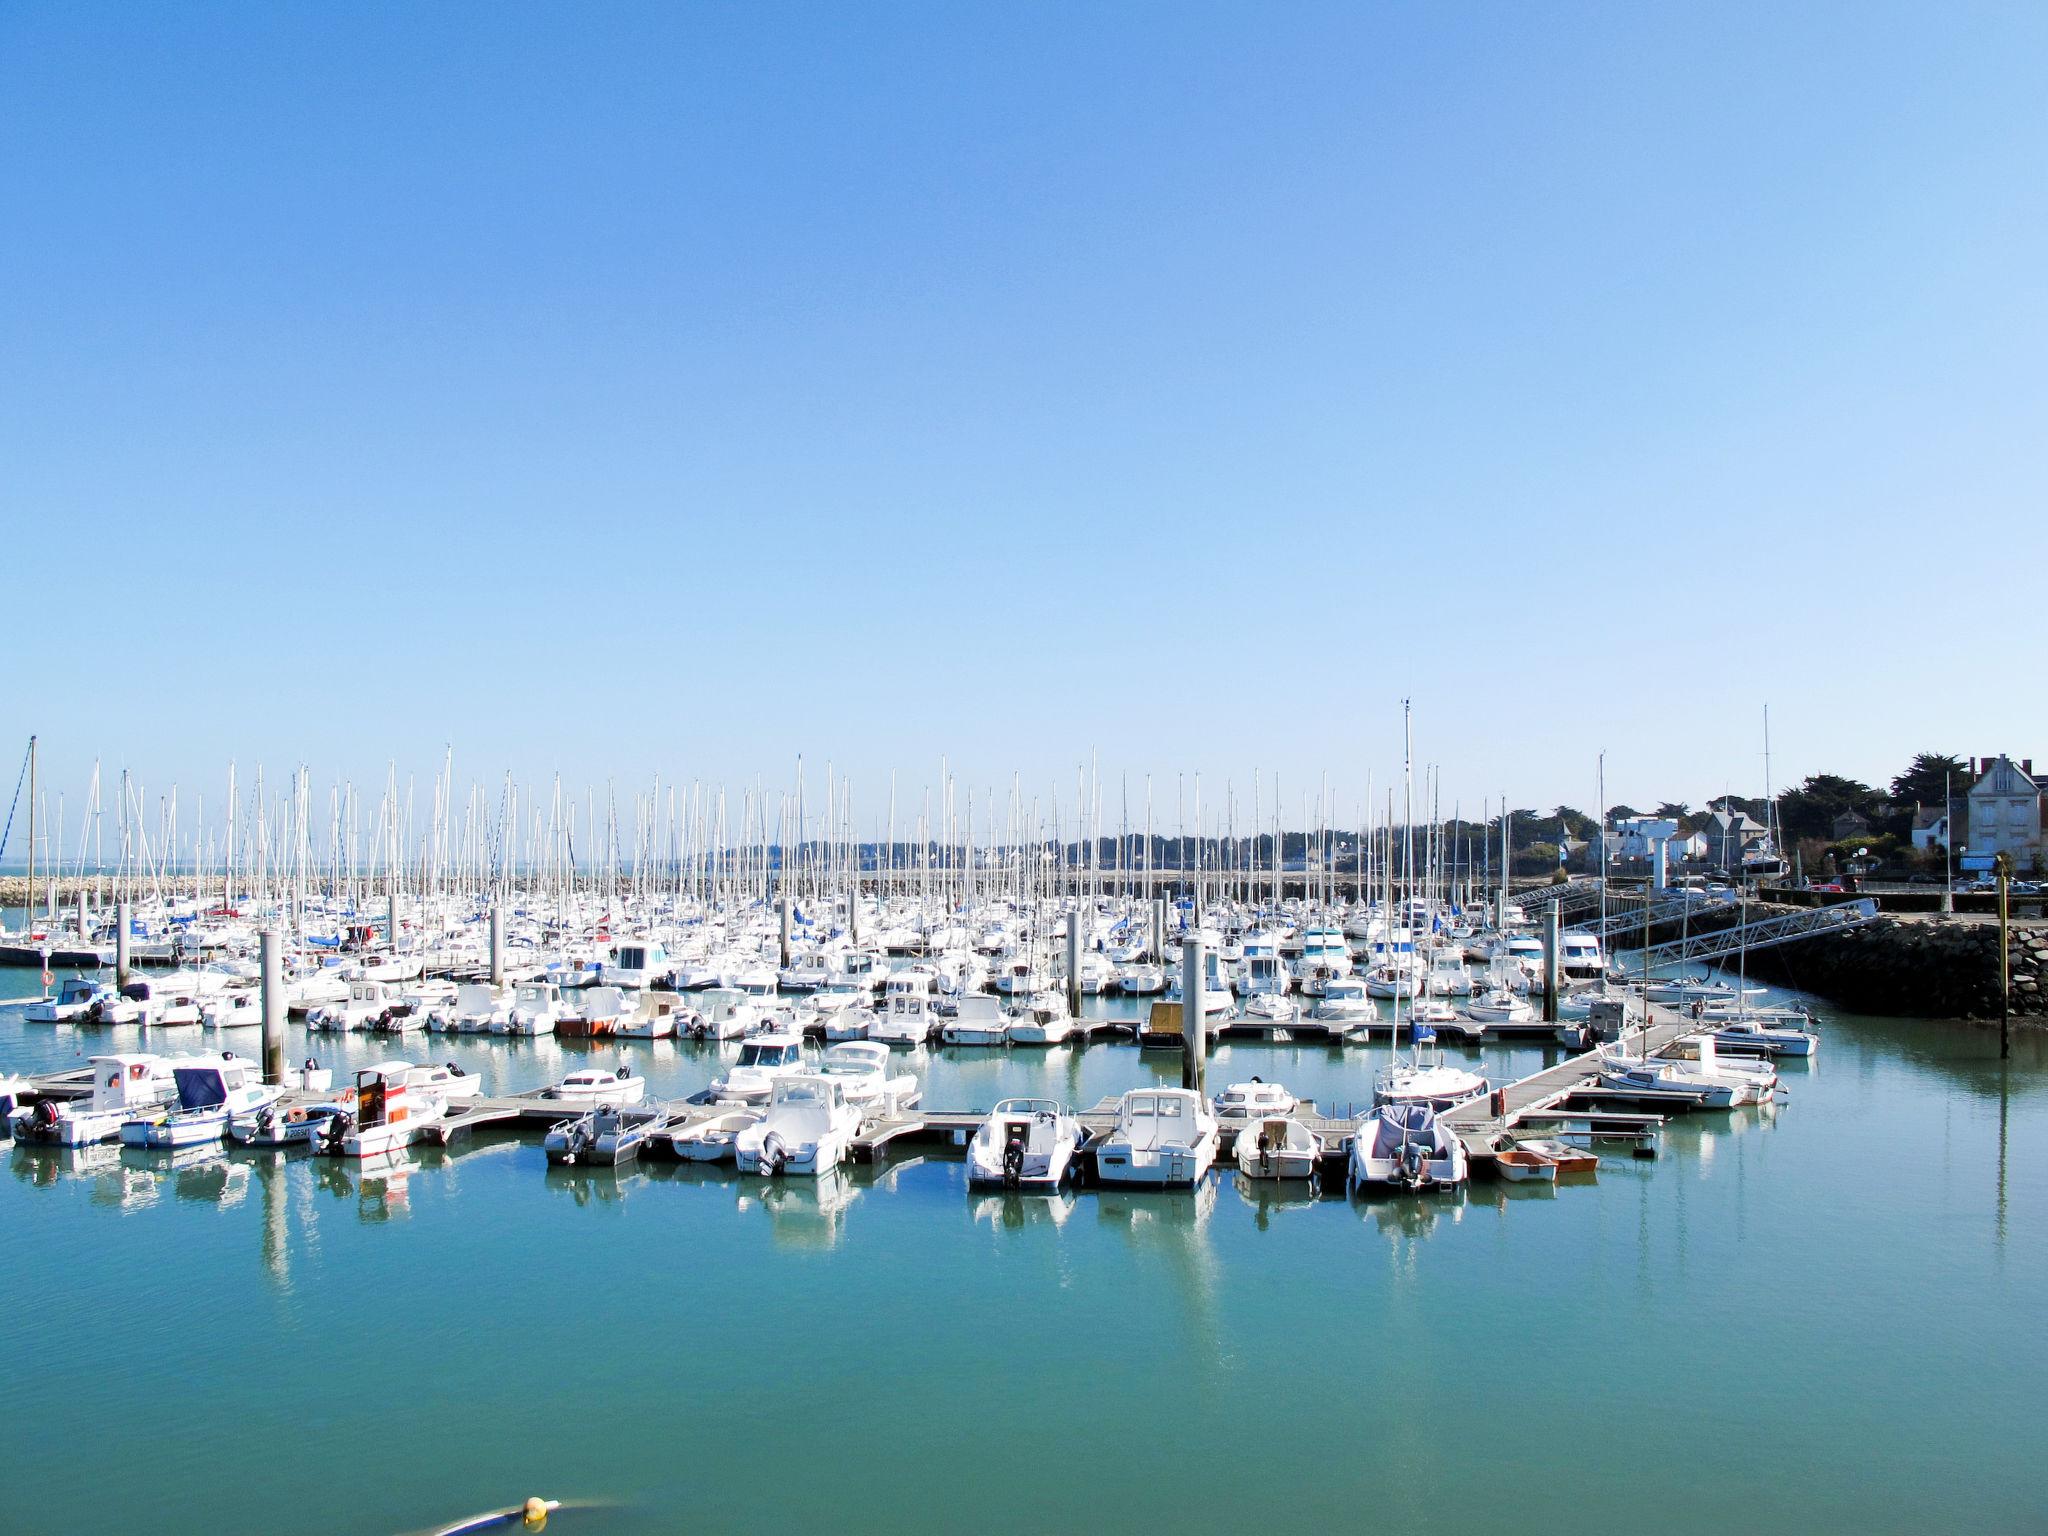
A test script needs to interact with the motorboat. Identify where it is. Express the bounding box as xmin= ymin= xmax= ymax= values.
xmin=200 ymin=988 xmax=263 ymax=1031
xmin=1236 ymin=1115 xmax=1320 ymax=1180
xmin=616 ymin=991 xmax=688 ymax=1039
xmin=1310 ymin=976 xmax=1374 ymax=1022
xmin=307 ymin=980 xmax=404 ymax=1034
xmin=817 ymin=1041 xmax=919 ymax=1116
xmin=545 ymin=1104 xmax=651 ymax=1166
xmin=820 ymin=1004 xmax=876 ymax=1042
xmin=940 ymin=994 xmax=1011 ymax=1047
xmin=1347 ymin=1103 xmax=1468 ymax=1192
xmin=23 ymin=976 xmax=117 ymax=1023
xmin=120 ymin=1055 xmax=283 ymax=1148
xmin=966 ymin=1098 xmax=1084 ymax=1189
xmin=549 ymin=1066 xmax=647 ymax=1106
xmin=1557 ymin=932 xmax=1605 ymax=982
xmin=228 ymin=1099 xmax=349 ymax=1149
xmin=1116 ymin=963 xmax=1166 ymax=996
xmin=1005 ymin=992 xmax=1077 ymax=1045
xmin=557 ymin=985 xmax=627 ymax=1038
xmin=495 ymin=982 xmax=564 ymax=1037
xmin=1241 ymin=991 xmax=1299 ymax=1025
xmin=870 ymin=972 xmax=941 ymax=1046
xmin=1425 ymin=947 xmax=1473 ymax=996
xmin=607 ymin=939 xmax=672 ymax=991
xmin=667 ymin=1107 xmax=761 ymax=1162
xmin=1291 ymin=926 xmax=1353 ymax=991
xmin=1212 ymin=1079 xmax=1297 ymax=1123
xmin=711 ymin=1032 xmax=807 ymax=1104
xmin=0 ymin=1073 xmax=32 ymax=1131
xmin=735 ymin=1074 xmax=862 ymax=1176
xmin=313 ymin=1062 xmax=446 ymax=1157
xmin=436 ymin=982 xmax=510 ymax=1034
xmin=10 ymin=1054 xmax=176 ymax=1145
xmin=1094 ymin=1088 xmax=1218 ymax=1187
xmin=685 ymin=988 xmax=759 ymax=1042
xmin=405 ymin=1062 xmax=482 ymax=1108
